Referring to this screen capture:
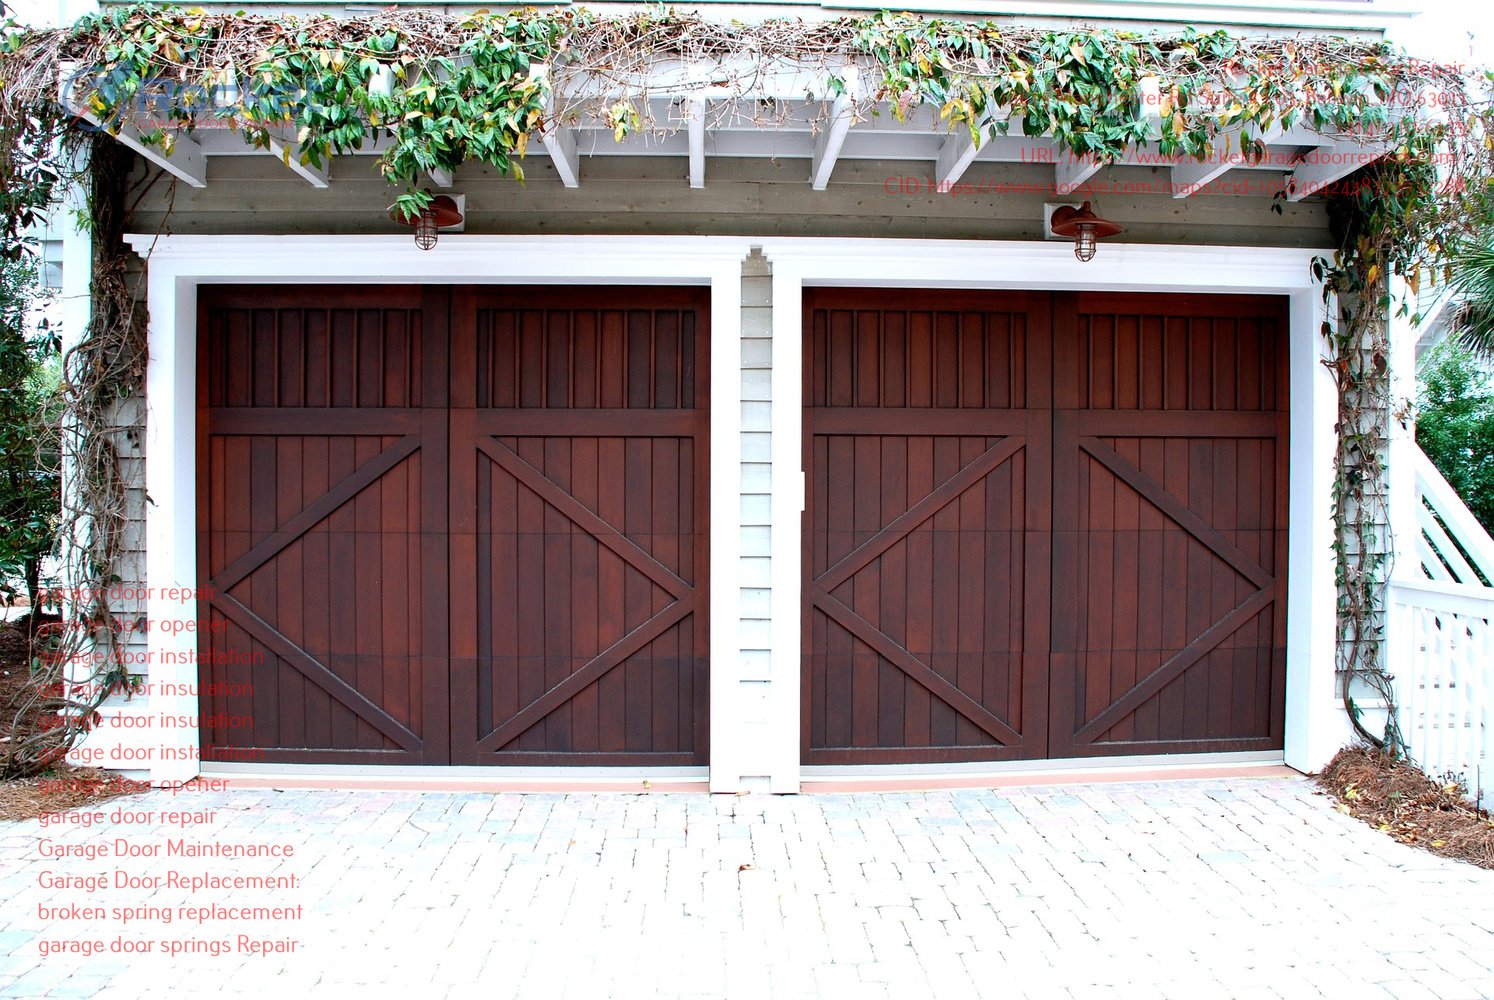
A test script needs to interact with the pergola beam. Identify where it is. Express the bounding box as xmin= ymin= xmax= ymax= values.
xmin=1171 ymin=123 xmax=1284 ymax=199
xmin=263 ymin=129 xmax=330 ymax=188
xmin=687 ymin=98 xmax=706 ymax=189
xmin=1284 ymin=139 xmax=1392 ymax=201
xmin=810 ymin=67 xmax=858 ymax=191
xmin=1054 ymin=154 xmax=1103 ymax=196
